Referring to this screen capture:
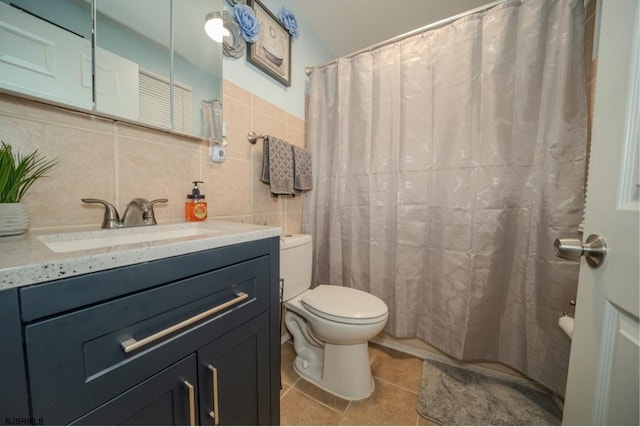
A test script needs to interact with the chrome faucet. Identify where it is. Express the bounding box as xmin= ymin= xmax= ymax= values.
xmin=82 ymin=198 xmax=168 ymax=229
